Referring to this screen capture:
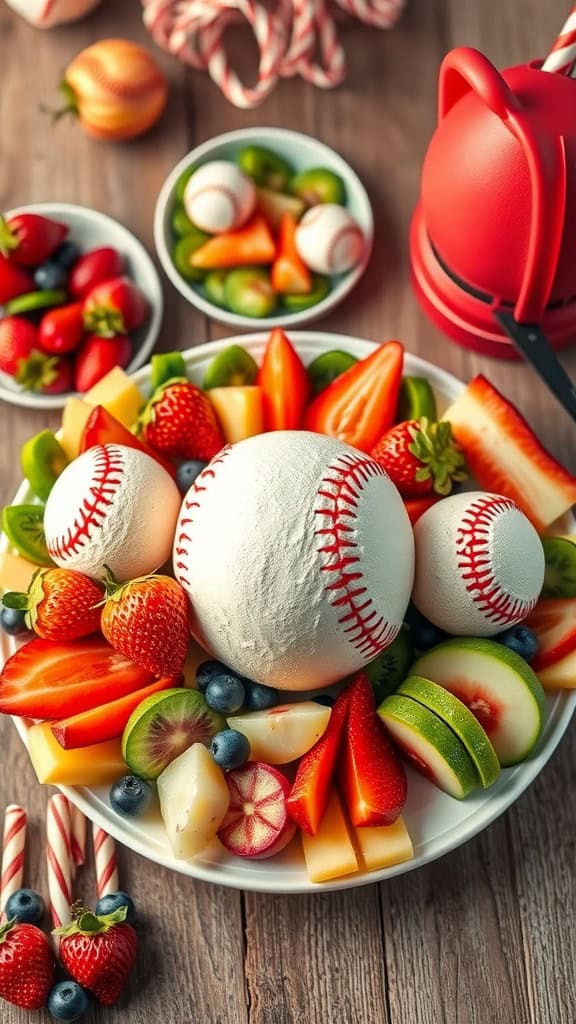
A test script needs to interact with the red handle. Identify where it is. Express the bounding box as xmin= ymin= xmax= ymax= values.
xmin=439 ymin=47 xmax=519 ymax=122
